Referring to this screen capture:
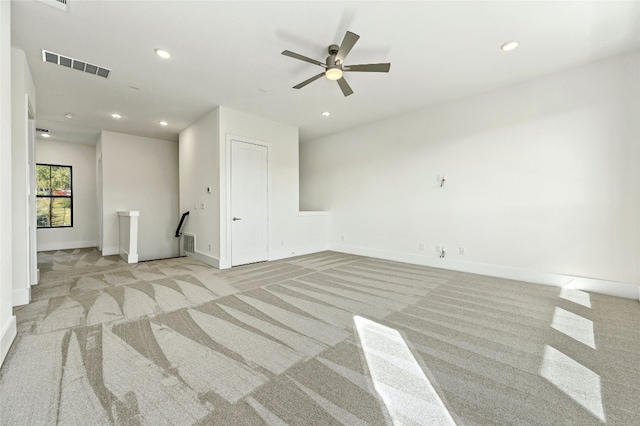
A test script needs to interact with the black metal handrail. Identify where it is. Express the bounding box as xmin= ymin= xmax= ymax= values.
xmin=175 ymin=211 xmax=190 ymax=237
